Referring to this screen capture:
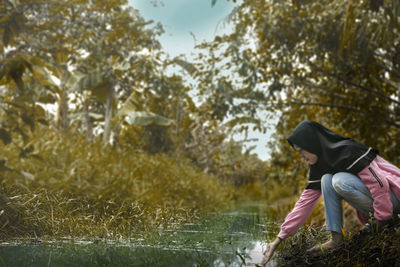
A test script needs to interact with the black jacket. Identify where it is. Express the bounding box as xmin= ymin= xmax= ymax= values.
xmin=287 ymin=120 xmax=378 ymax=190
